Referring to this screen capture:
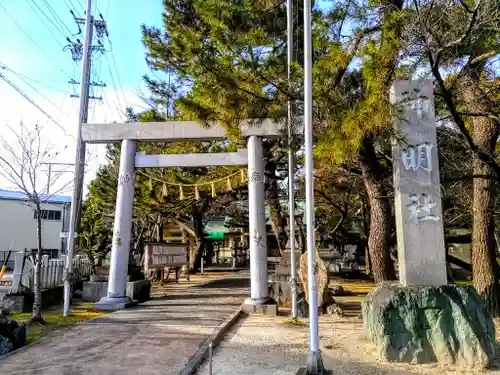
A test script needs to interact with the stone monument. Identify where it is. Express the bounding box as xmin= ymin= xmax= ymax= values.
xmin=392 ymin=79 xmax=447 ymax=286
xmin=362 ymin=79 xmax=495 ymax=368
